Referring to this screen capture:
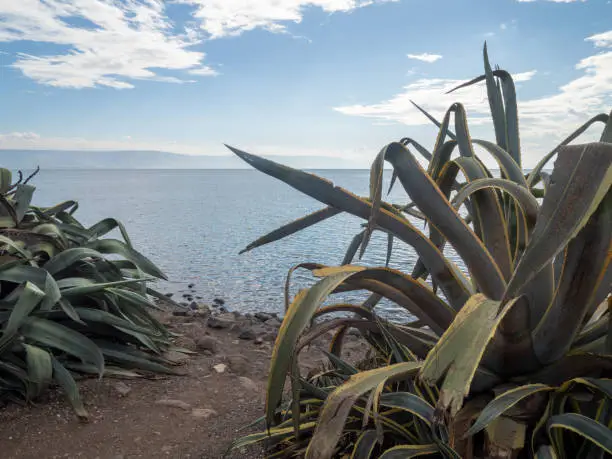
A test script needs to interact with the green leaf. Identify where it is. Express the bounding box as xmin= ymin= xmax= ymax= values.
xmin=466 ymin=384 xmax=554 ymax=436
xmin=547 ymin=413 xmax=612 ymax=455
xmin=350 ymin=430 xmax=379 ymax=459
xmin=240 ymin=206 xmax=341 ymax=254
xmin=43 ymin=248 xmax=104 ymax=275
xmin=0 ymin=281 xmax=45 ymax=351
xmin=420 ymin=294 xmax=520 ymax=416
xmin=379 ymin=391 xmax=435 ymax=424
xmin=21 ymin=317 xmax=104 ymax=375
xmin=305 ymin=362 xmax=421 ymax=459
xmin=0 ymin=168 xmax=12 ymax=194
xmin=23 ymin=343 xmax=53 ymax=398
xmin=87 ymin=218 xmax=133 ymax=247
xmin=378 ymin=444 xmax=439 ymax=458
xmin=12 ymin=184 xmax=35 ymax=223
xmin=51 ymin=356 xmax=88 ymax=420
xmin=86 ymin=239 xmax=166 ymax=280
